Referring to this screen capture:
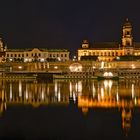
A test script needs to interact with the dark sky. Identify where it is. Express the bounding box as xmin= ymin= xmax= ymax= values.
xmin=0 ymin=0 xmax=140 ymax=56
